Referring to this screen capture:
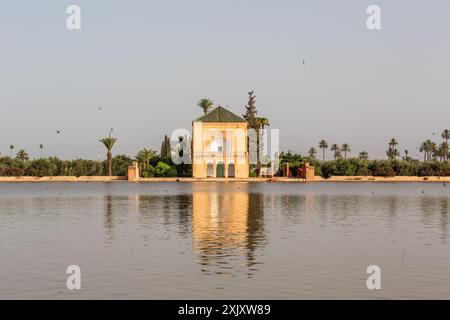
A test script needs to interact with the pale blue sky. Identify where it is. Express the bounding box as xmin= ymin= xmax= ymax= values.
xmin=1 ymin=0 xmax=449 ymax=159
